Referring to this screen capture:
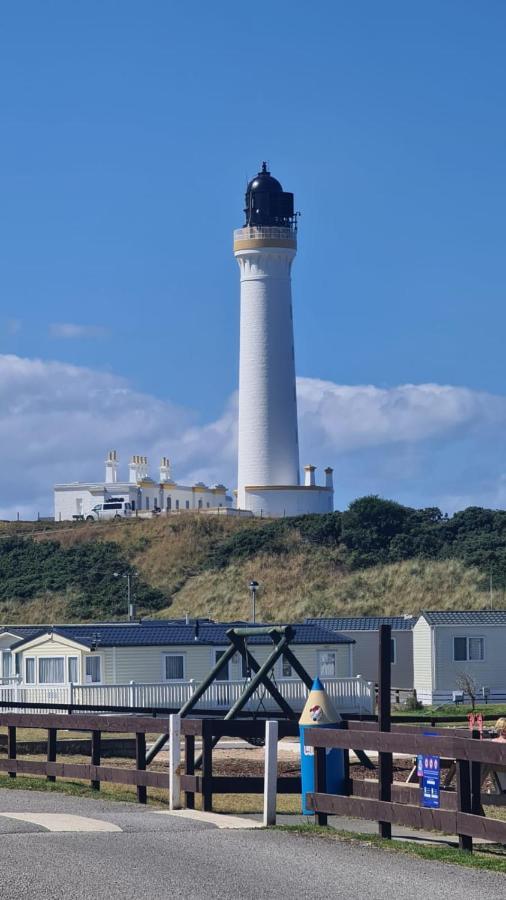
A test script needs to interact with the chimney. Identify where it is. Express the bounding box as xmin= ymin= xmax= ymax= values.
xmin=160 ymin=456 xmax=172 ymax=483
xmin=324 ymin=467 xmax=334 ymax=489
xmin=105 ymin=450 xmax=118 ymax=484
xmin=304 ymin=464 xmax=316 ymax=487
xmin=129 ymin=455 xmax=140 ymax=484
